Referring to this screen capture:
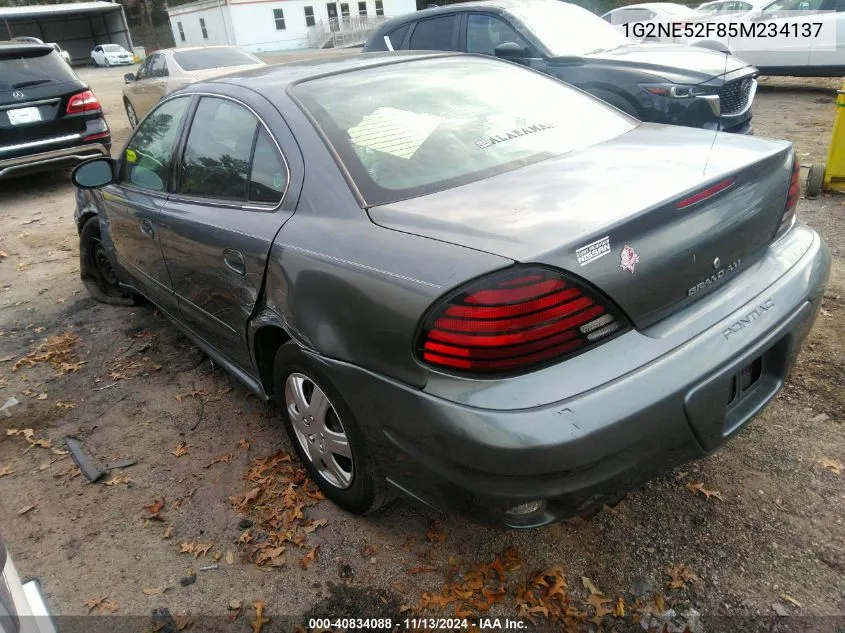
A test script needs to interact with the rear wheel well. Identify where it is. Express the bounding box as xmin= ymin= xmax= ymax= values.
xmin=254 ymin=326 xmax=291 ymax=396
